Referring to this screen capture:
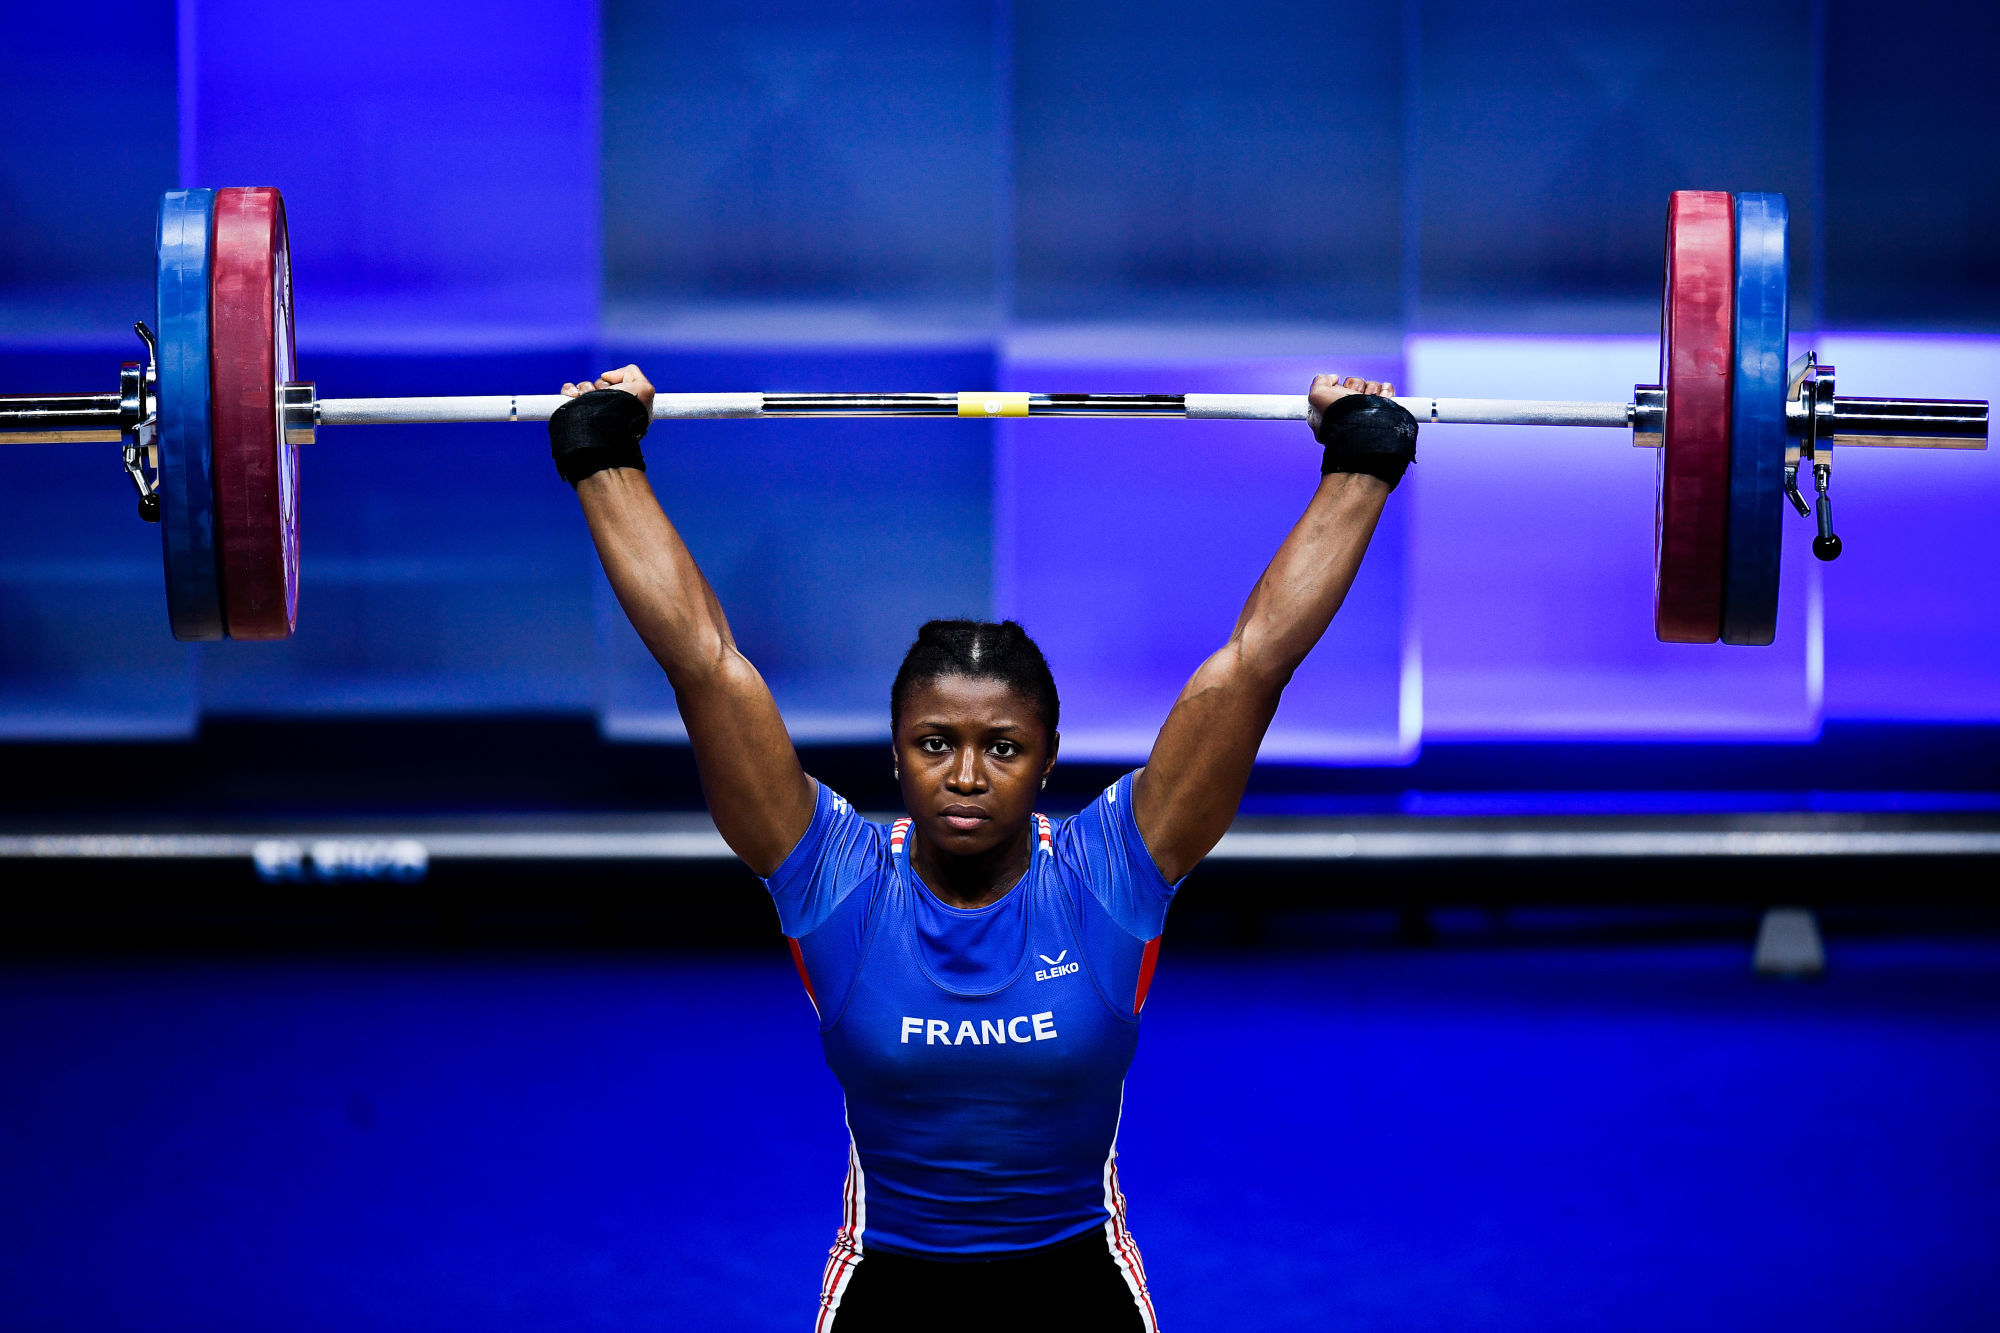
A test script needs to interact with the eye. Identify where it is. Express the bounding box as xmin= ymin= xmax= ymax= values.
xmin=989 ymin=740 xmax=1021 ymax=759
xmin=918 ymin=736 xmax=950 ymax=754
